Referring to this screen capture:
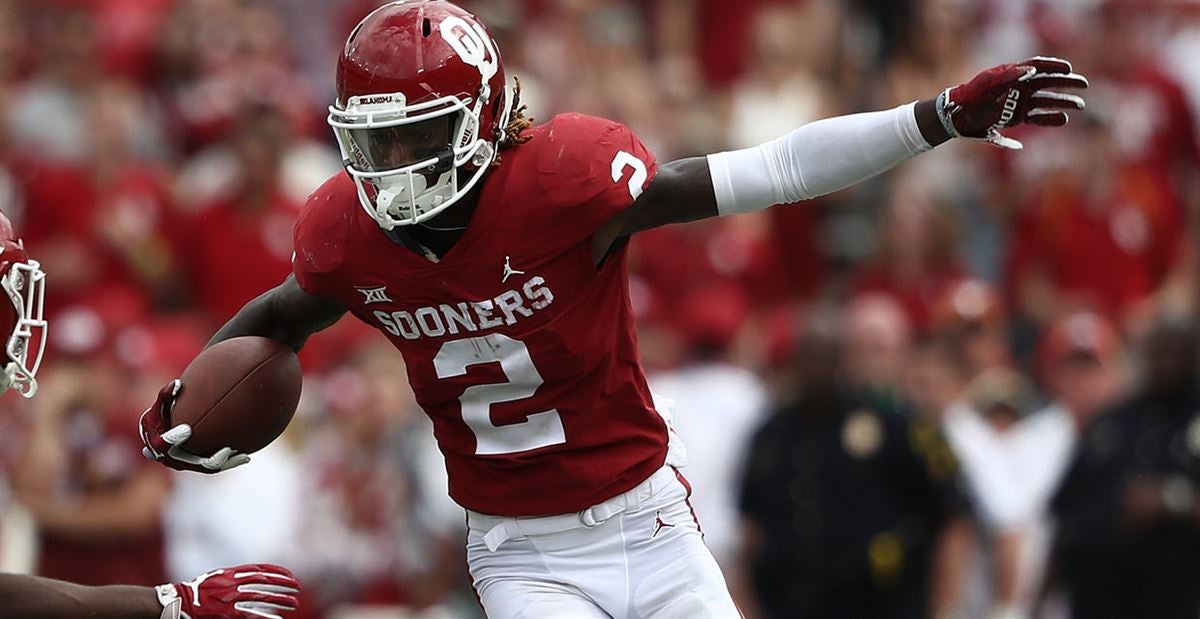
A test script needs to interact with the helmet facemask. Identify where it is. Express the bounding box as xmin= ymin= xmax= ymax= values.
xmin=0 ymin=254 xmax=46 ymax=398
xmin=329 ymin=89 xmax=501 ymax=230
